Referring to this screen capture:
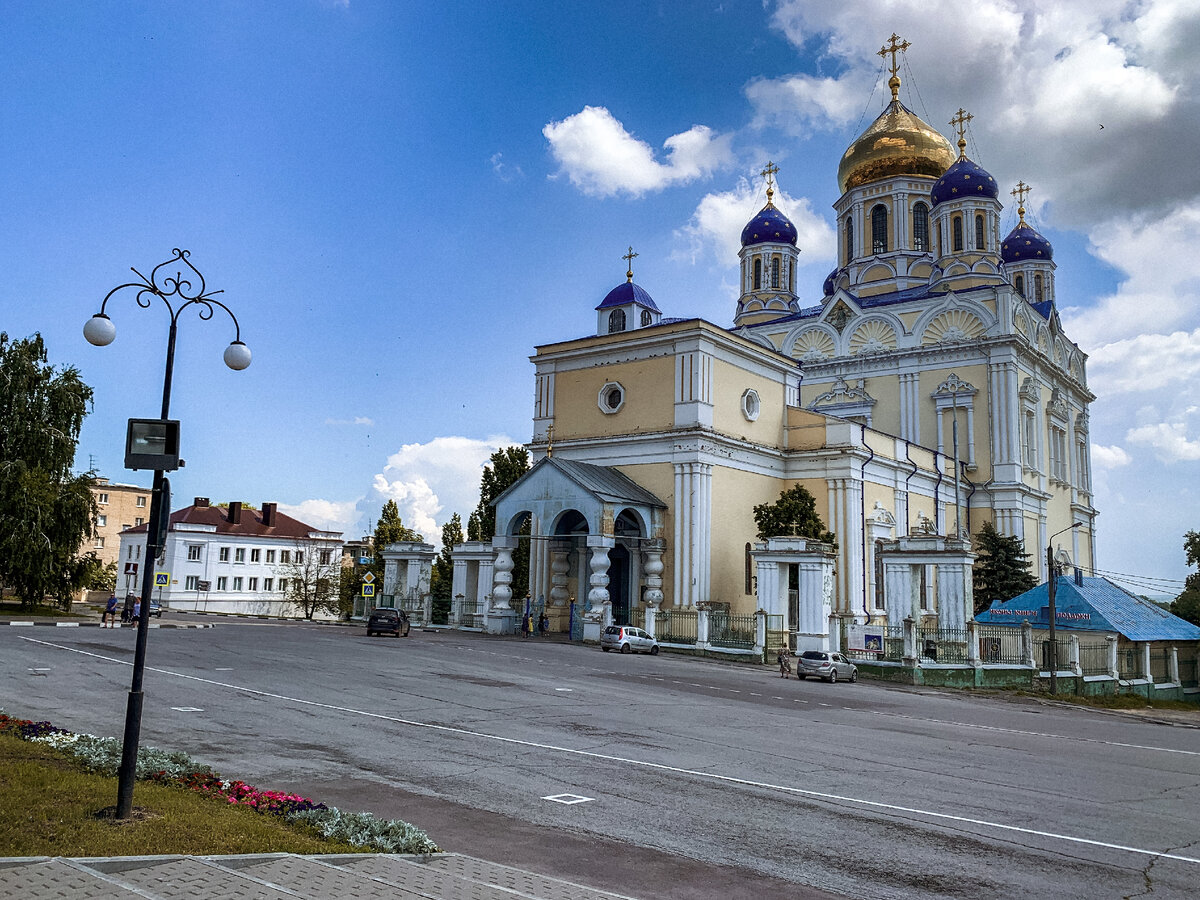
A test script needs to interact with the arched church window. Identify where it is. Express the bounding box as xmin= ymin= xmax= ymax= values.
xmin=975 ymin=214 xmax=985 ymax=250
xmin=771 ymin=257 xmax=780 ymax=289
xmin=745 ymin=543 xmax=753 ymax=595
xmin=640 ymin=309 xmax=651 ymax=327
xmin=1014 ymin=274 xmax=1025 ymax=297
xmin=846 ymin=216 xmax=854 ymax=260
xmin=912 ymin=202 xmax=929 ymax=251
xmin=753 ymin=257 xmax=762 ymax=290
xmin=871 ymin=205 xmax=888 ymax=254
xmin=608 ymin=309 xmax=626 ymax=333
xmin=952 ymin=215 xmax=964 ymax=252
xmin=1034 ymin=273 xmax=1044 ymax=303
